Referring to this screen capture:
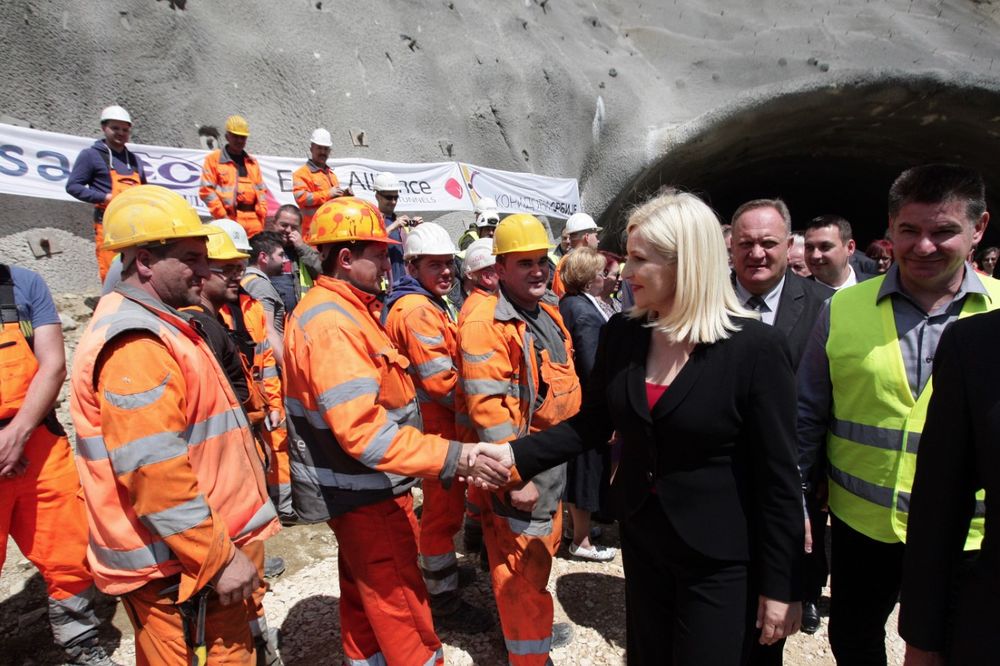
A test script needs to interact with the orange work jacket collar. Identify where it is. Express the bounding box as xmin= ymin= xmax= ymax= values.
xmin=219 ymin=146 xmax=258 ymax=166
xmin=114 ymin=283 xmax=203 ymax=343
xmin=314 ymin=275 xmax=384 ymax=322
xmin=306 ymin=160 xmax=331 ymax=173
